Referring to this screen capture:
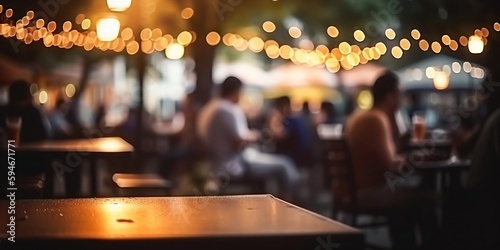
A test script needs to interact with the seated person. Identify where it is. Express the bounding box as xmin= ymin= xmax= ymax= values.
xmin=48 ymin=98 xmax=74 ymax=139
xmin=345 ymin=71 xmax=436 ymax=250
xmin=317 ymin=101 xmax=337 ymax=125
xmin=438 ymin=86 xmax=500 ymax=250
xmin=268 ymin=96 xmax=314 ymax=166
xmin=0 ymin=80 xmax=50 ymax=181
xmin=197 ymin=77 xmax=300 ymax=201
xmin=451 ymin=86 xmax=500 ymax=159
xmin=1 ymin=80 xmax=50 ymax=143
